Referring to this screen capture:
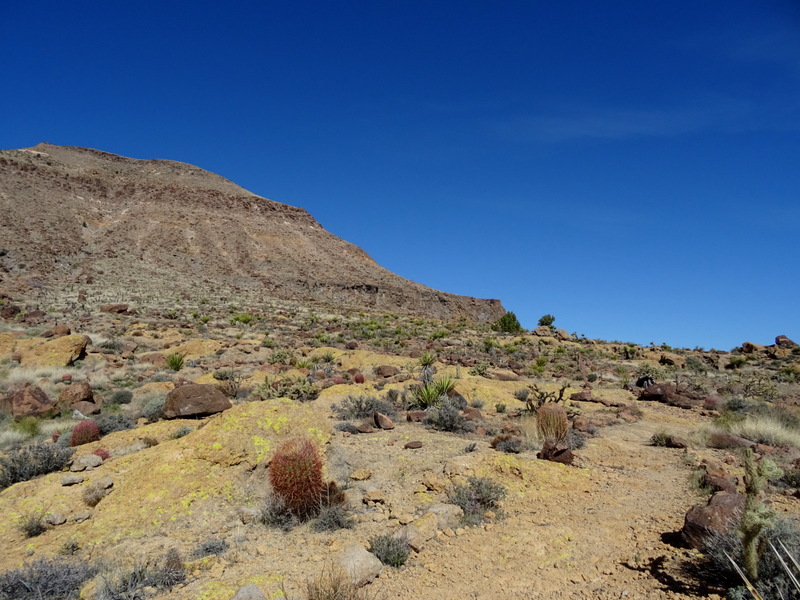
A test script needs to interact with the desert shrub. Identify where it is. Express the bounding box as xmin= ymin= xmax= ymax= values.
xmin=369 ymin=534 xmax=410 ymax=567
xmin=12 ymin=416 xmax=40 ymax=437
xmin=495 ymin=402 xmax=507 ymax=413
xmin=311 ymin=505 xmax=354 ymax=532
xmin=491 ymin=434 xmax=523 ymax=454
xmin=424 ymin=398 xmax=475 ymax=434
xmin=447 ymin=476 xmax=506 ymax=526
xmin=470 ymin=397 xmax=485 ymax=409
xmin=17 ymin=509 xmax=47 ymax=537
xmin=0 ymin=556 xmax=95 ymax=600
xmin=165 ymin=352 xmax=185 ymax=372
xmin=267 ymin=349 xmax=296 ymax=365
xmin=0 ymin=442 xmax=75 ymax=489
xmin=536 ymin=402 xmax=568 ymax=444
xmin=256 ymin=376 xmax=319 ymax=402
xmin=259 ymin=493 xmax=299 ymax=531
xmin=492 ymin=312 xmax=523 ymax=333
xmin=83 ymin=482 xmax=110 ymax=507
xmin=229 ymin=312 xmax=254 ymax=326
xmin=566 ymin=429 xmax=587 ymax=450
xmin=189 ymin=538 xmax=228 ymax=559
xmin=705 ymin=516 xmax=800 ymax=599
xmin=332 ymin=395 xmax=397 ymax=420
xmin=69 ymin=420 xmax=100 ymax=447
xmin=141 ymin=396 xmax=165 ymax=423
xmin=171 ymin=425 xmax=194 ymax=439
xmin=93 ymin=414 xmax=135 ymax=436
xmin=96 ymin=548 xmax=185 ymax=600
xmin=469 ymin=362 xmax=490 ymax=377
xmin=650 ymin=430 xmax=670 ymax=447
xmin=269 ymin=438 xmax=325 ymax=519
xmin=212 ymin=368 xmax=246 ymax=398
xmin=304 ymin=564 xmax=381 ymax=600
xmin=464 ymin=441 xmax=478 ymax=453
xmin=109 ymin=390 xmax=133 ymax=405
xmin=722 ymin=415 xmax=800 ymax=449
